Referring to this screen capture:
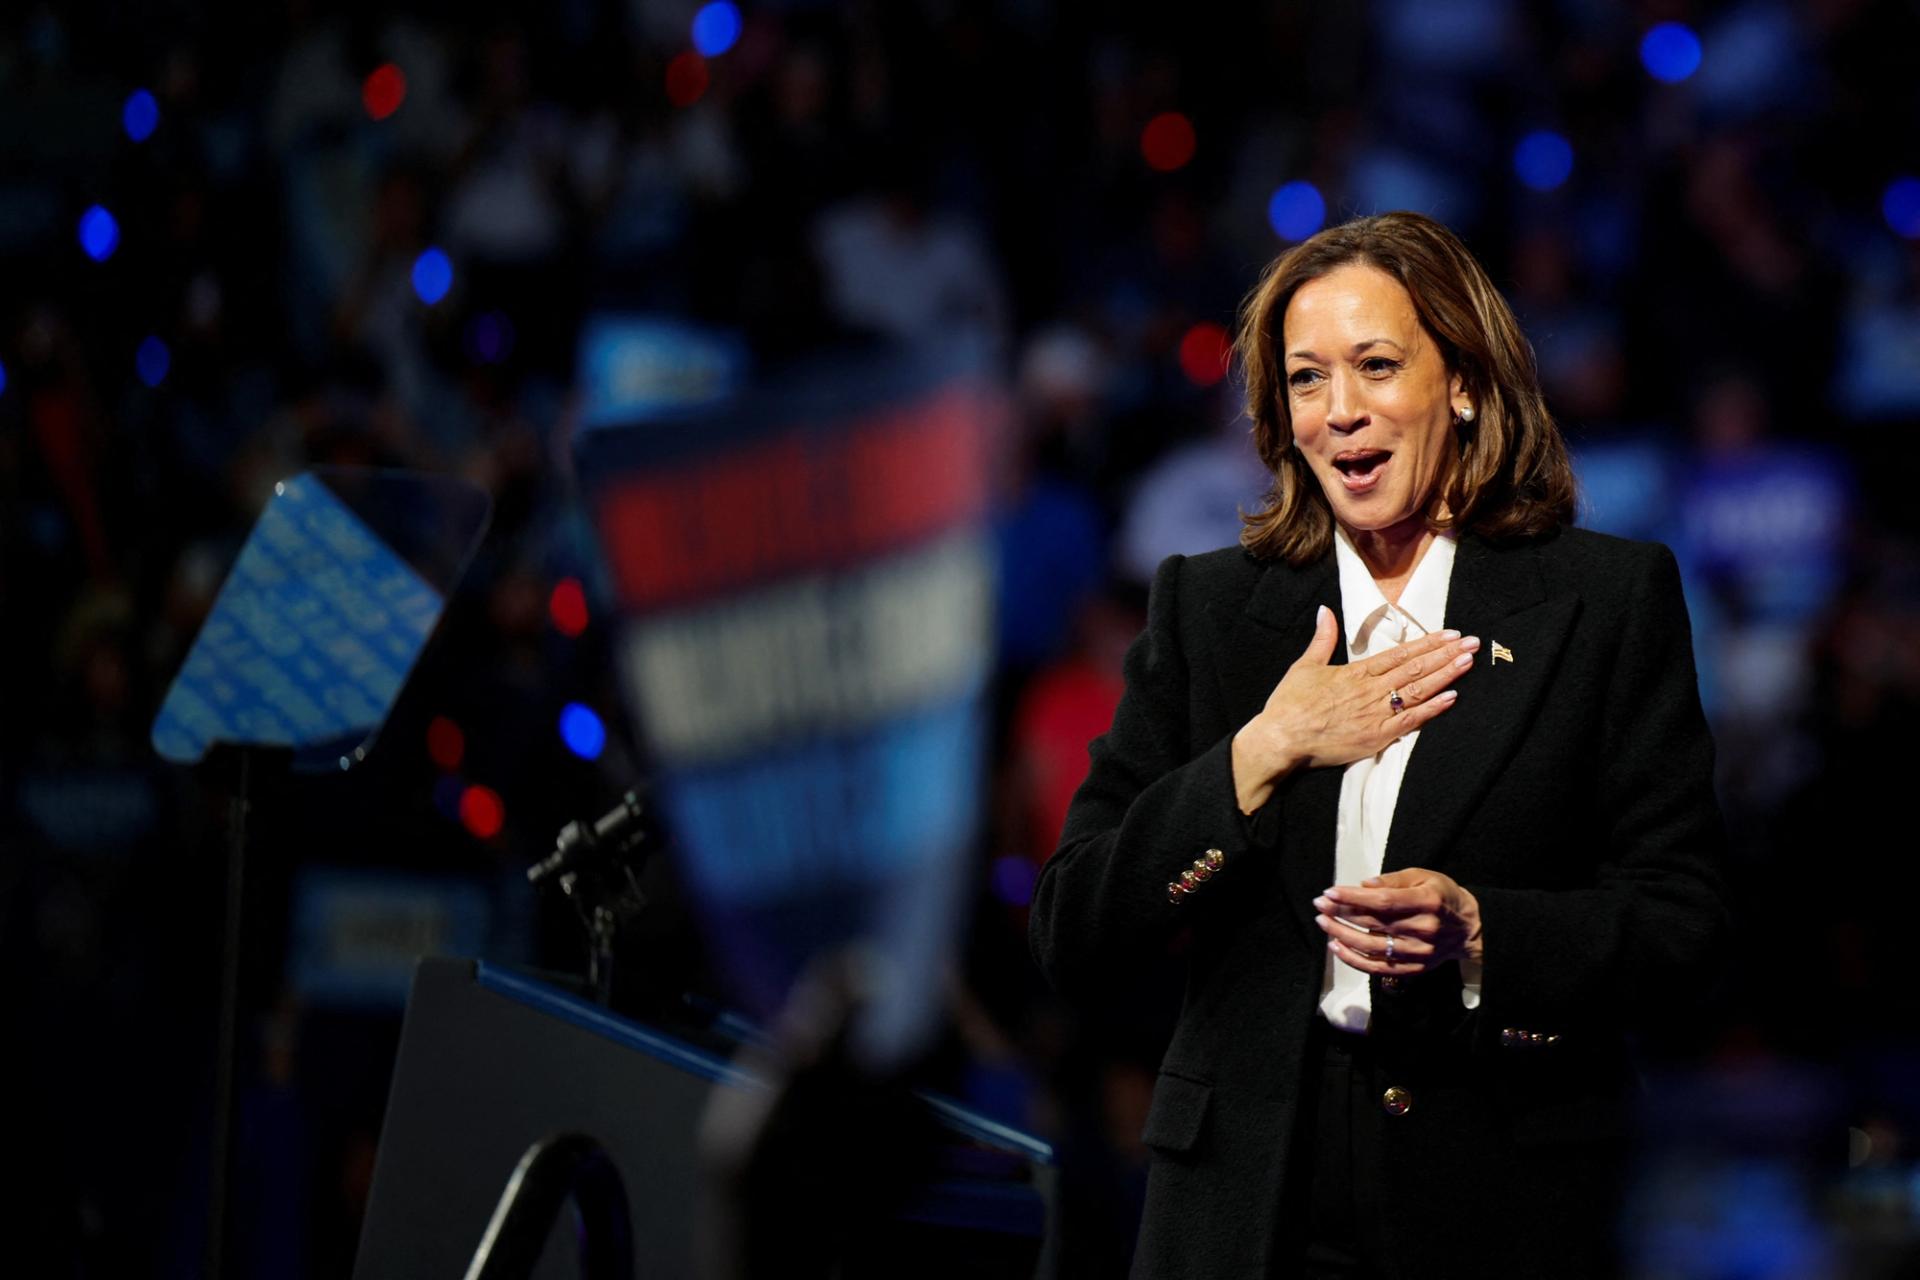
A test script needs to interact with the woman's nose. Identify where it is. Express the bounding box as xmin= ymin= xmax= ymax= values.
xmin=1325 ymin=369 xmax=1368 ymax=432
